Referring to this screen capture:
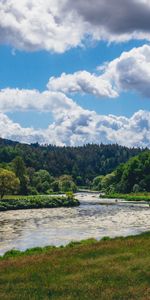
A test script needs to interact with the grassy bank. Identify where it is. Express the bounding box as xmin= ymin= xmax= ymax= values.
xmin=100 ymin=192 xmax=150 ymax=202
xmin=0 ymin=195 xmax=79 ymax=211
xmin=0 ymin=232 xmax=150 ymax=299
